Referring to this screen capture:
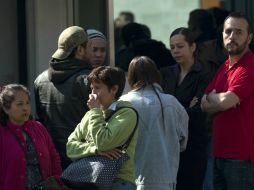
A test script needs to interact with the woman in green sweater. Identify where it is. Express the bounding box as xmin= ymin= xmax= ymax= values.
xmin=66 ymin=66 xmax=138 ymax=190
